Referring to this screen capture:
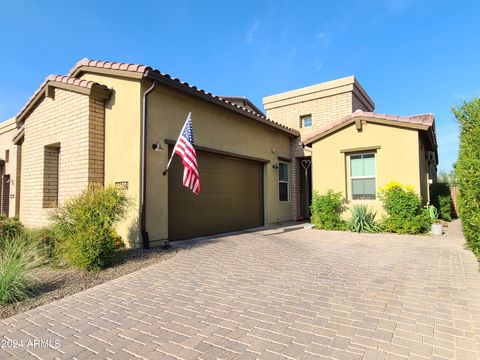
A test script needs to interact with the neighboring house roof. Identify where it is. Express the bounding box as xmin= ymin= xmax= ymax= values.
xmin=218 ymin=96 xmax=265 ymax=116
xmin=16 ymin=75 xmax=111 ymax=123
xmin=68 ymin=58 xmax=298 ymax=137
xmin=302 ymin=110 xmax=437 ymax=153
